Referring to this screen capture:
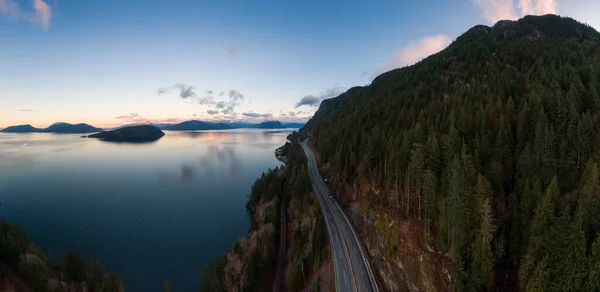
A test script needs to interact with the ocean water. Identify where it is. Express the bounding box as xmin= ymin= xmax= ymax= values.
xmin=0 ymin=129 xmax=291 ymax=291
